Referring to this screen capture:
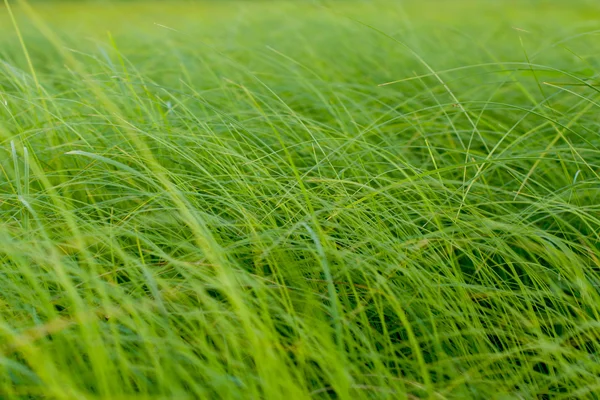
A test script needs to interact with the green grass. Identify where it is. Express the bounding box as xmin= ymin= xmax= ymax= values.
xmin=0 ymin=0 xmax=599 ymax=398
